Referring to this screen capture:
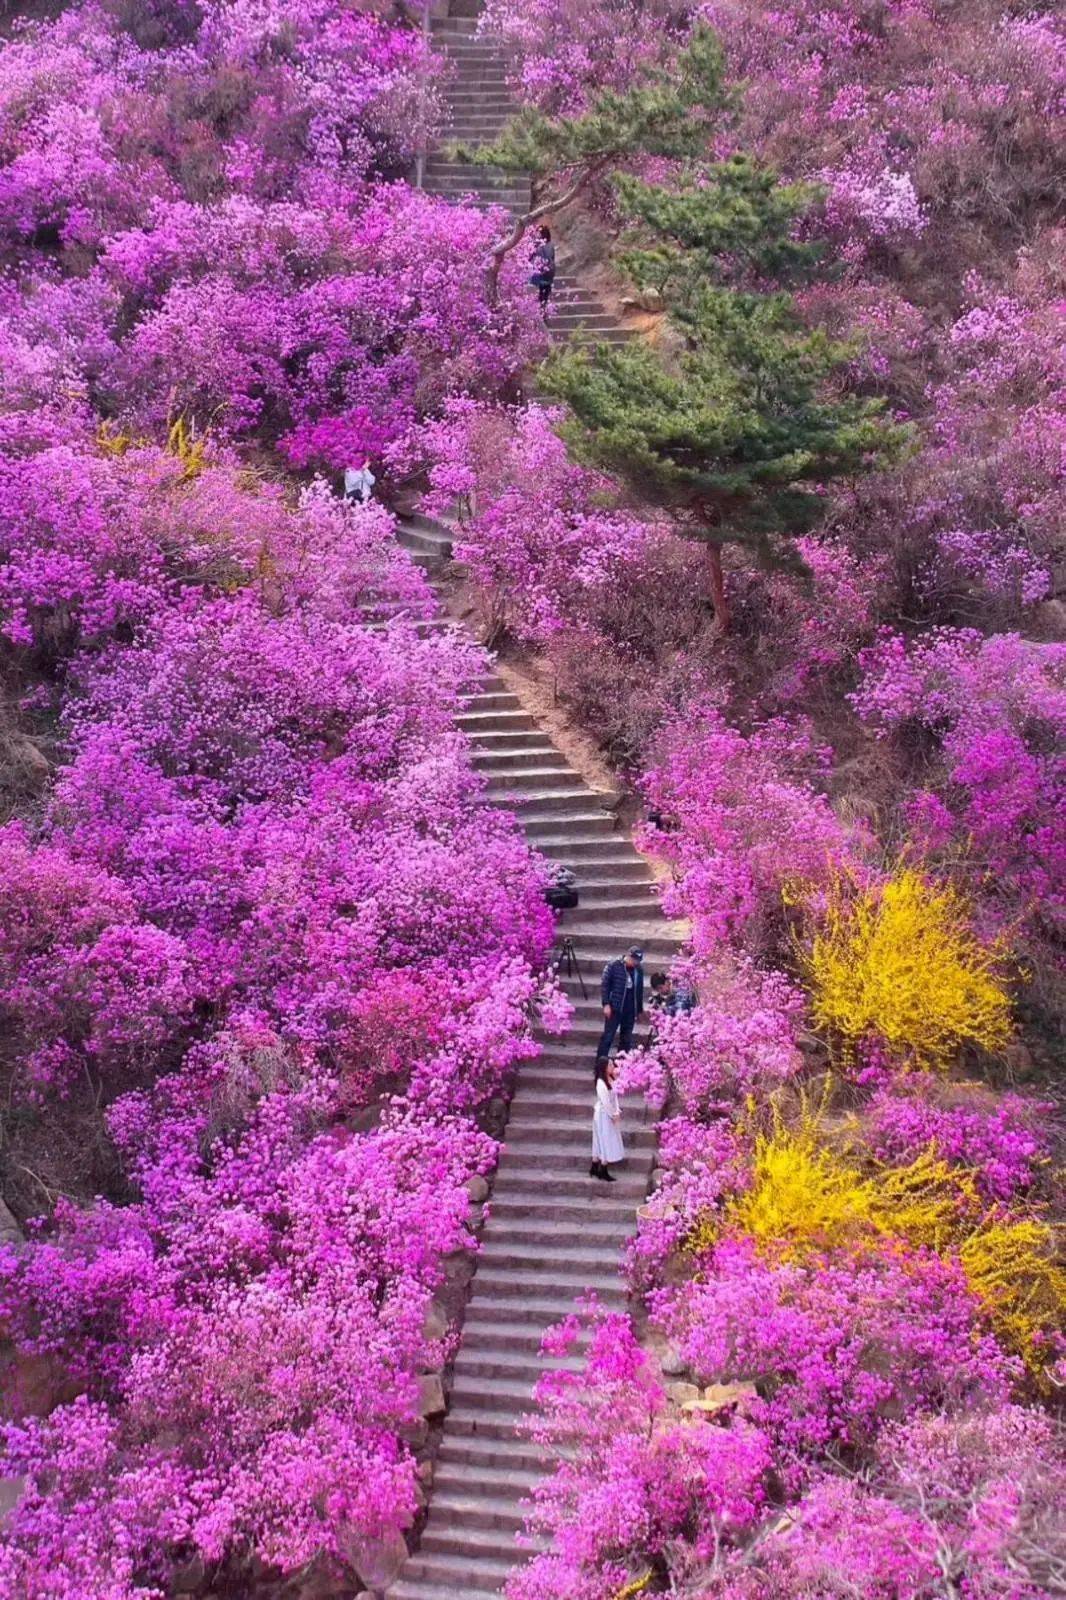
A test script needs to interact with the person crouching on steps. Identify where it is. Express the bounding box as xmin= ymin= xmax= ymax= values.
xmin=597 ymin=946 xmax=644 ymax=1058
xmin=591 ymin=1056 xmax=624 ymax=1182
